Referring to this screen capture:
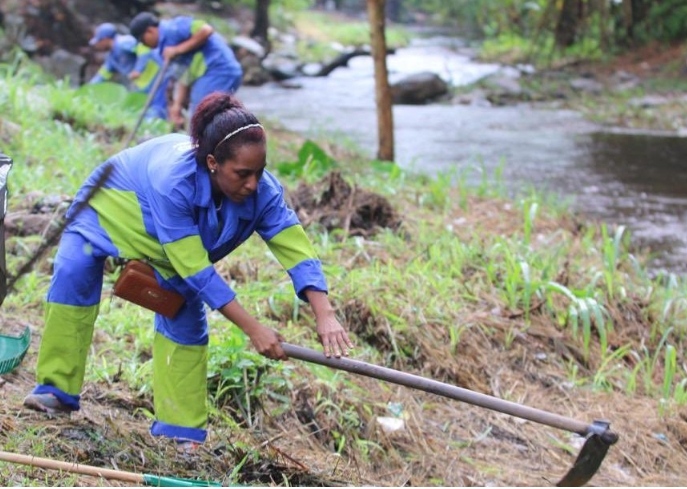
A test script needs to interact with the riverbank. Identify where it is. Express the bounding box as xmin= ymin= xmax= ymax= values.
xmin=467 ymin=40 xmax=687 ymax=135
